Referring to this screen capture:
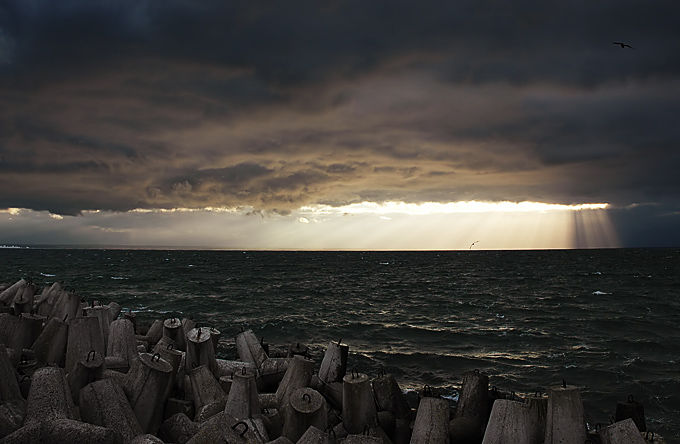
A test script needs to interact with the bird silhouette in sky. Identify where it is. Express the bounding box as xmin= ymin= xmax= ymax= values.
xmin=613 ymin=41 xmax=634 ymax=49
xmin=470 ymin=240 xmax=479 ymax=249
